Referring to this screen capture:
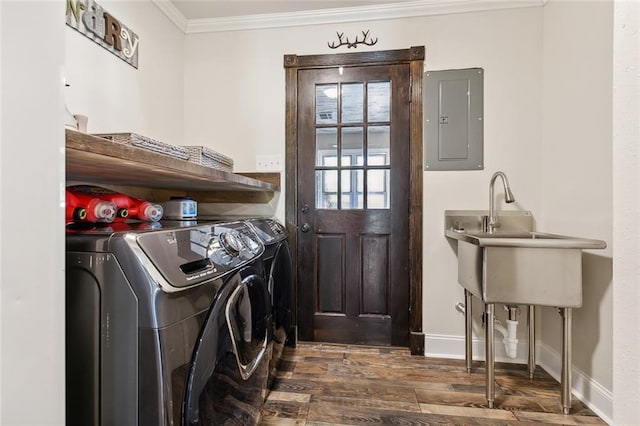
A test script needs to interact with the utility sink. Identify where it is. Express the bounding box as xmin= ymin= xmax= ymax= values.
xmin=444 ymin=210 xmax=606 ymax=307
xmin=445 ymin=202 xmax=607 ymax=414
